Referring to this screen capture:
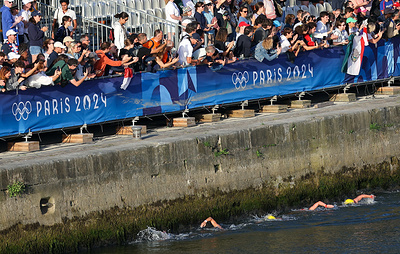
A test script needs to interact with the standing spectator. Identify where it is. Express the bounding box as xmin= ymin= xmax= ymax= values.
xmin=1 ymin=0 xmax=23 ymax=43
xmin=165 ymin=0 xmax=182 ymax=40
xmin=182 ymin=6 xmax=195 ymax=27
xmin=237 ymin=6 xmax=251 ymax=26
xmin=177 ymin=24 xmax=199 ymax=65
xmin=253 ymin=2 xmax=266 ymax=21
xmin=234 ymin=26 xmax=253 ymax=58
xmin=263 ymin=0 xmax=276 ymax=20
xmin=1 ymin=30 xmax=19 ymax=55
xmin=20 ymin=0 xmax=33 ymax=43
xmin=27 ymin=10 xmax=47 ymax=63
xmin=203 ymin=0 xmax=217 ymax=45
xmin=52 ymin=0 xmax=77 ymax=39
xmin=194 ymin=2 xmax=212 ymax=33
xmin=54 ymin=16 xmax=71 ymax=43
xmin=10 ymin=5 xmax=24 ymax=45
xmin=113 ymin=12 xmax=129 ymax=54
